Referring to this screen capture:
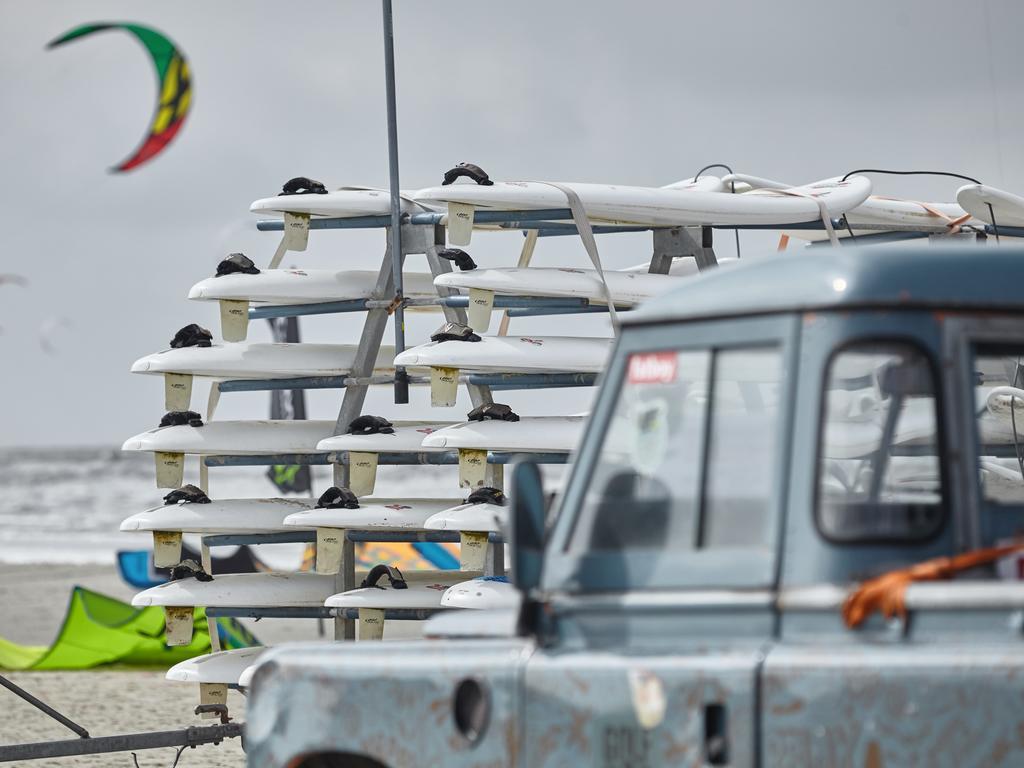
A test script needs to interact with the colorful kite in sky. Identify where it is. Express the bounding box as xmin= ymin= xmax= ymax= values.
xmin=47 ymin=23 xmax=192 ymax=172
